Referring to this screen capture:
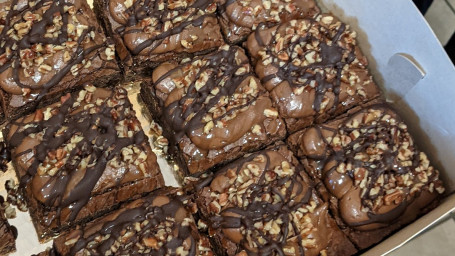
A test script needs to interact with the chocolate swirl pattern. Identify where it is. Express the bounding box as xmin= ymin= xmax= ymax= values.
xmin=0 ymin=0 xmax=118 ymax=121
xmin=145 ymin=45 xmax=286 ymax=175
xmin=246 ymin=16 xmax=380 ymax=132
xmin=54 ymin=188 xmax=212 ymax=256
xmin=218 ymin=0 xmax=320 ymax=43
xmin=196 ymin=146 xmax=356 ymax=256
xmin=287 ymin=105 xmax=445 ymax=248
xmin=97 ymin=0 xmax=224 ymax=73
xmin=6 ymin=85 xmax=164 ymax=240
